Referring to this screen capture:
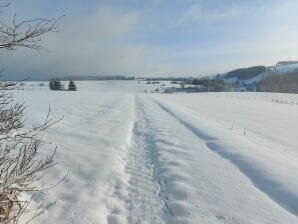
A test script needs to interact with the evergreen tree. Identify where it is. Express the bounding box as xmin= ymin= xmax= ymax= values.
xmin=49 ymin=79 xmax=63 ymax=90
xmin=68 ymin=80 xmax=77 ymax=91
xmin=49 ymin=79 xmax=54 ymax=90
